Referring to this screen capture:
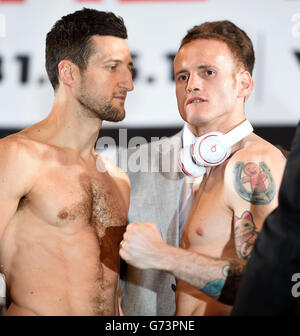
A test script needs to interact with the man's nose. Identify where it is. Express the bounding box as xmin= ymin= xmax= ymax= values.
xmin=186 ymin=73 xmax=202 ymax=93
xmin=120 ymin=68 xmax=134 ymax=92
